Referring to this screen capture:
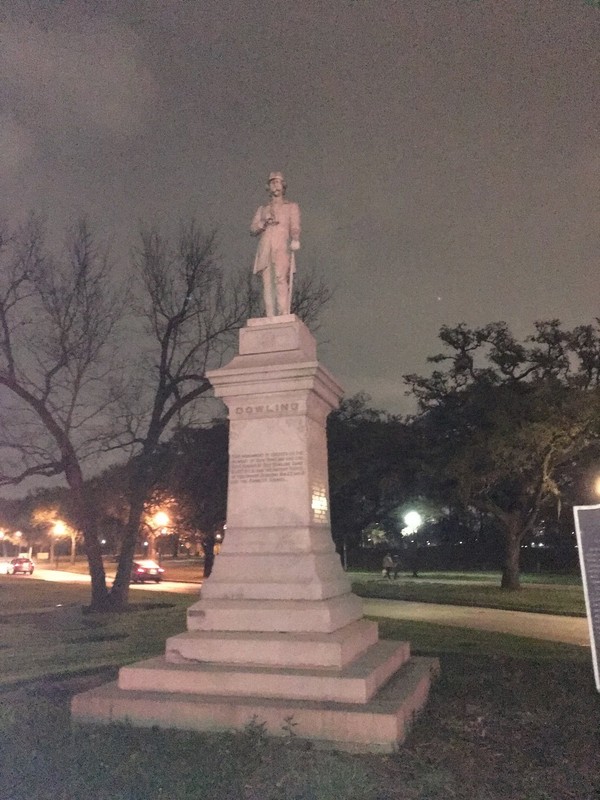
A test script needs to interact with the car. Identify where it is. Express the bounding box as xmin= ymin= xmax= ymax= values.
xmin=131 ymin=559 xmax=164 ymax=583
xmin=4 ymin=557 xmax=35 ymax=576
